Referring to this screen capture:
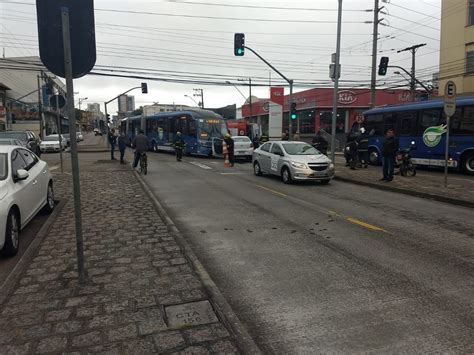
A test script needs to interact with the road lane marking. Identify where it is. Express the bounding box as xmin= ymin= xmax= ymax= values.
xmin=189 ymin=161 xmax=212 ymax=170
xmin=347 ymin=217 xmax=387 ymax=232
xmin=220 ymin=172 xmax=242 ymax=175
xmin=328 ymin=210 xmax=342 ymax=217
xmin=256 ymin=184 xmax=287 ymax=197
xmin=49 ymin=165 xmax=60 ymax=171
